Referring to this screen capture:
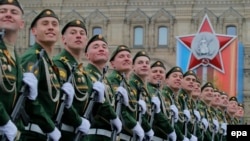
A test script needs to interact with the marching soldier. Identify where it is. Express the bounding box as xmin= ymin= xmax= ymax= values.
xmin=53 ymin=19 xmax=93 ymax=141
xmin=163 ymin=66 xmax=189 ymax=141
xmin=235 ymin=103 xmax=244 ymax=124
xmin=200 ymin=82 xmax=220 ymax=141
xmin=107 ymin=45 xmax=145 ymax=140
xmin=213 ymin=89 xmax=228 ymax=141
xmin=0 ymin=0 xmax=38 ymax=141
xmin=226 ymin=96 xmax=239 ymax=125
xmin=128 ymin=51 xmax=154 ymax=140
xmin=129 ymin=51 xmax=176 ymax=141
xmin=84 ymin=34 xmax=122 ymax=141
xmin=147 ymin=61 xmax=181 ymax=141
xmin=177 ymin=70 xmax=199 ymax=141
xmin=20 ymin=9 xmax=82 ymax=141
